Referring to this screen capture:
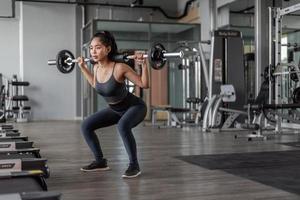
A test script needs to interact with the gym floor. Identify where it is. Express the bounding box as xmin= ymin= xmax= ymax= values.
xmin=14 ymin=121 xmax=300 ymax=200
